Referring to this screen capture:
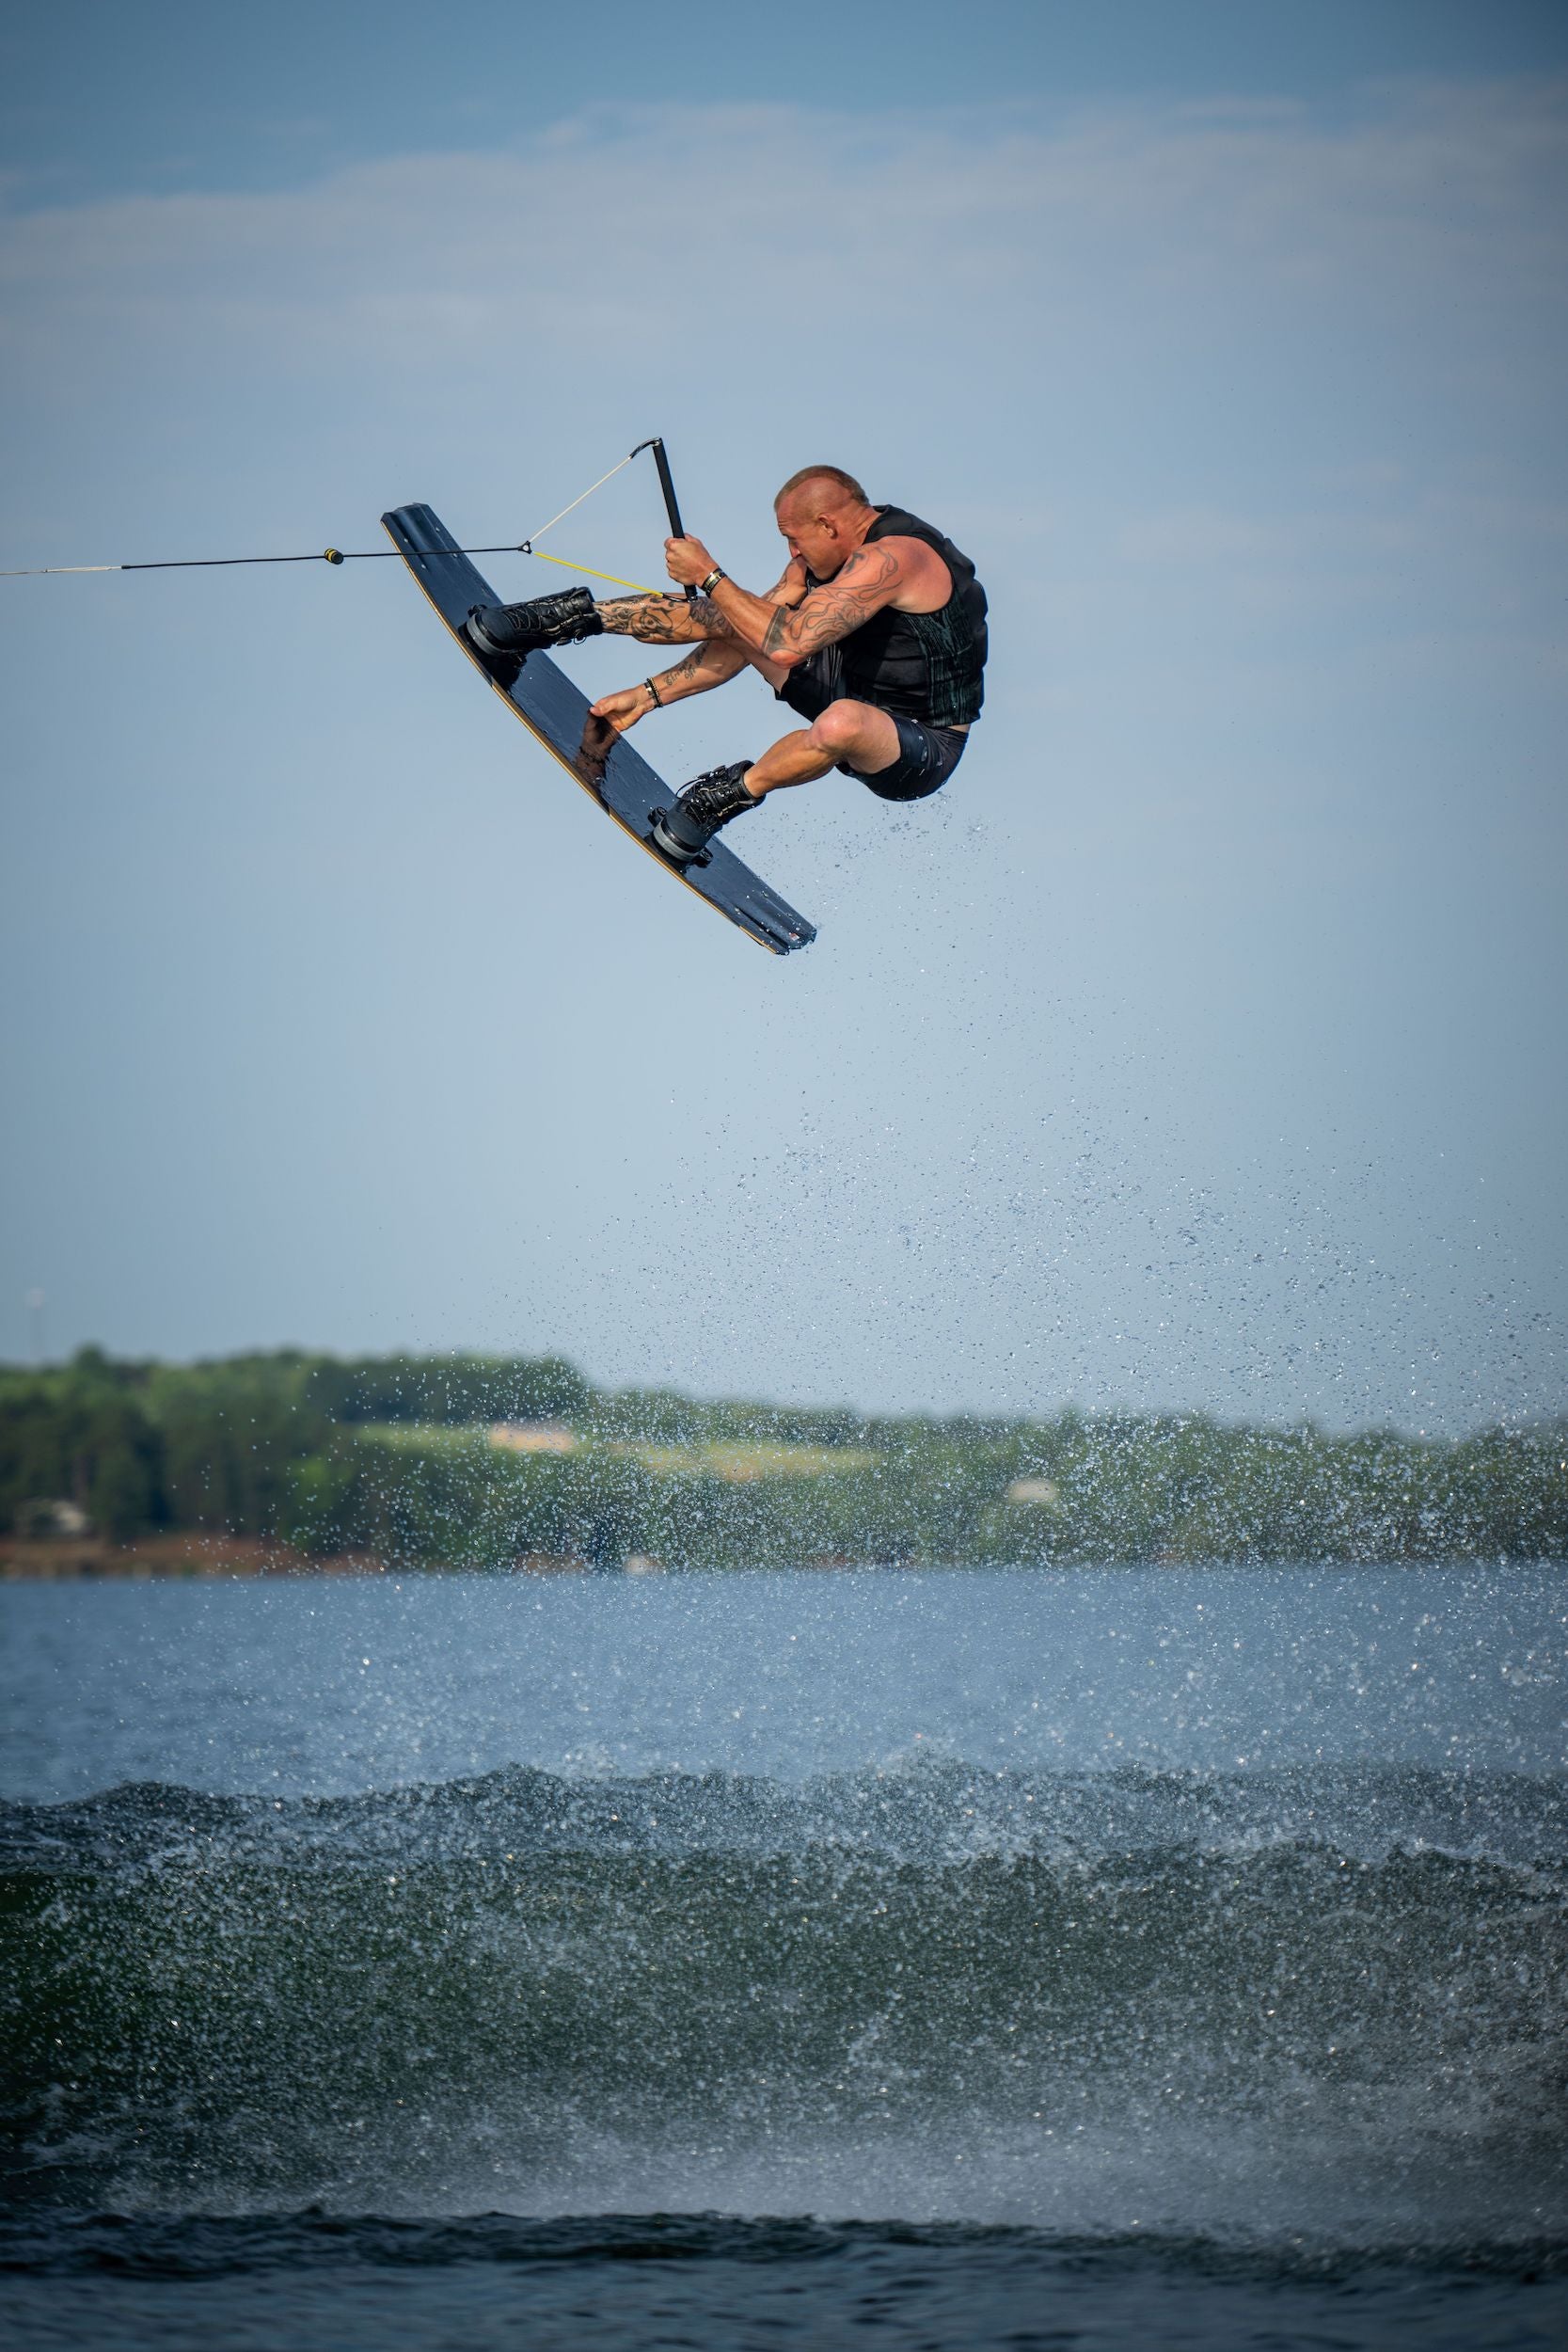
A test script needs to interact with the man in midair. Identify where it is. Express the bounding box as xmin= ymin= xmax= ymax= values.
xmin=465 ymin=465 xmax=988 ymax=864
